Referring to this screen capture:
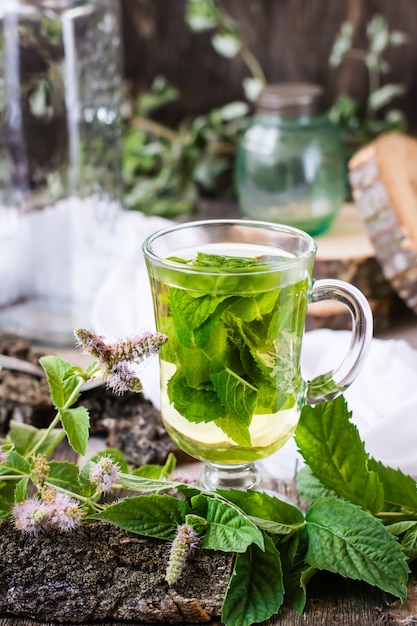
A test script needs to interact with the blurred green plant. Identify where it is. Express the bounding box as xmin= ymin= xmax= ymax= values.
xmin=329 ymin=14 xmax=409 ymax=156
xmin=122 ymin=76 xmax=249 ymax=217
xmin=122 ymin=10 xmax=411 ymax=217
xmin=185 ymin=0 xmax=266 ymax=102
